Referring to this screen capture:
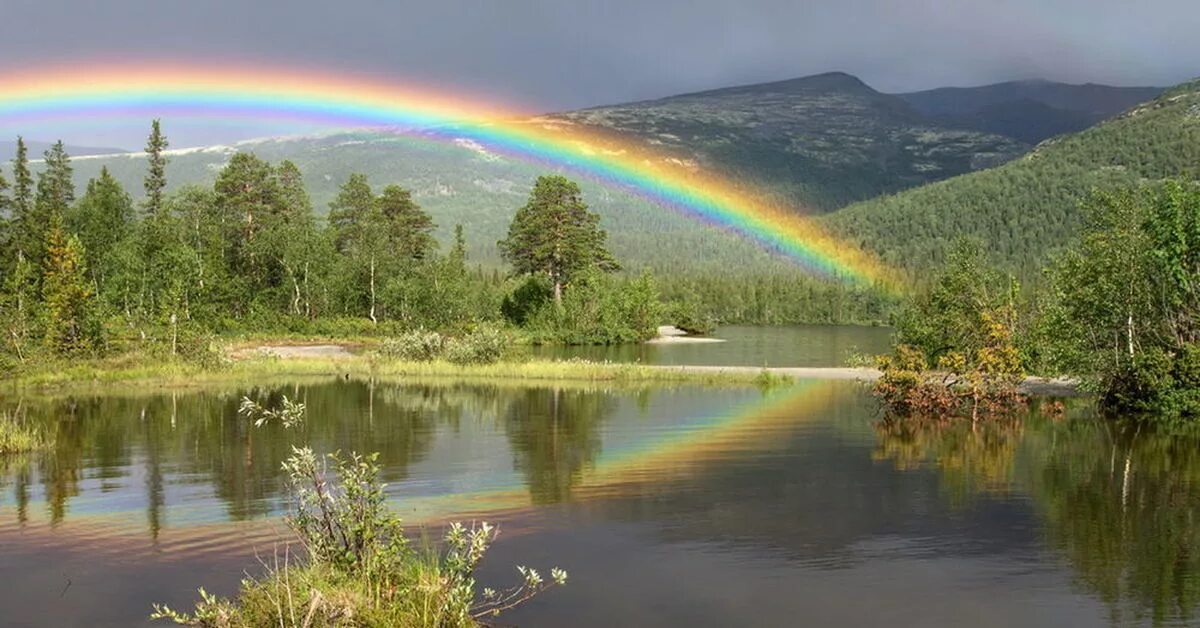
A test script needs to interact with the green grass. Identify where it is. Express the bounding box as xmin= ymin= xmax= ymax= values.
xmin=0 ymin=411 xmax=52 ymax=455
xmin=2 ymin=348 xmax=794 ymax=394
